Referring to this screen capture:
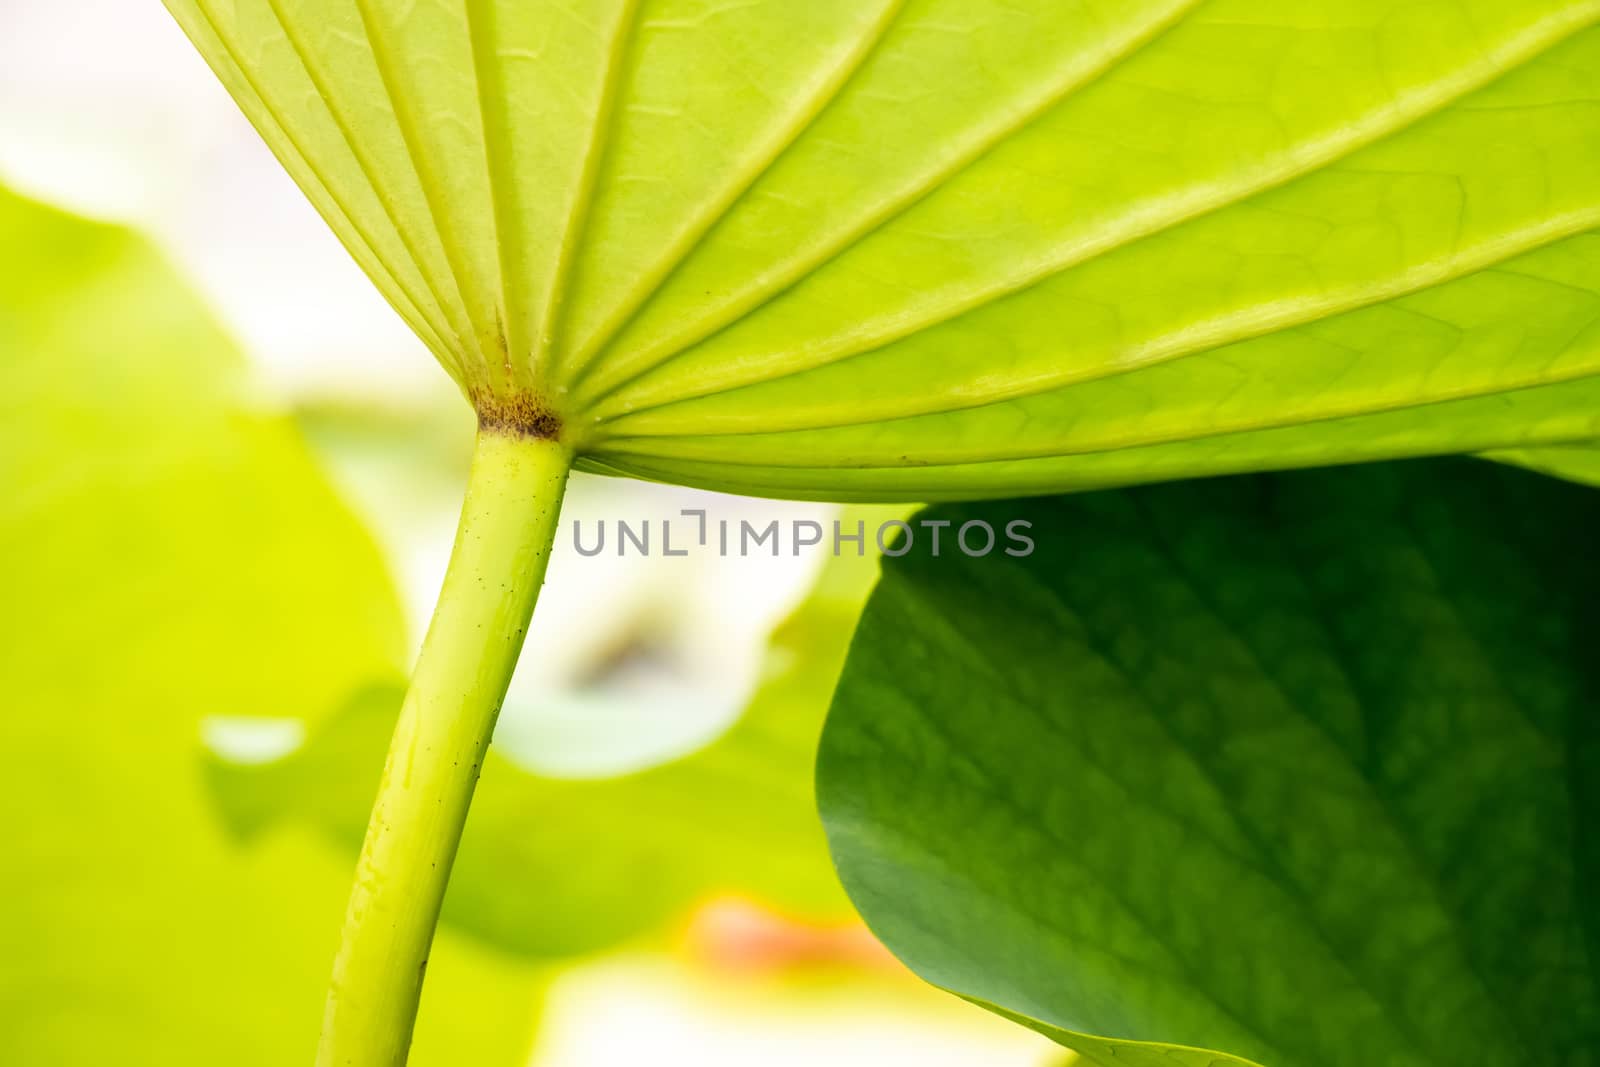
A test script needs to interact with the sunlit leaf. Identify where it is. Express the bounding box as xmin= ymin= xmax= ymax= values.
xmin=208 ymin=517 xmax=897 ymax=957
xmin=0 ymin=183 xmax=540 ymax=1066
xmin=818 ymin=458 xmax=1600 ymax=1066
xmin=164 ymin=1 xmax=1600 ymax=500
xmin=1490 ymin=442 xmax=1600 ymax=486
